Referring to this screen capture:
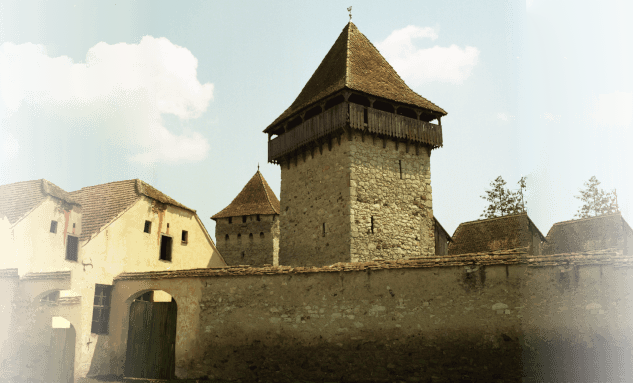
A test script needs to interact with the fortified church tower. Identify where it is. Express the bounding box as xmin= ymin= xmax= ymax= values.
xmin=264 ymin=22 xmax=447 ymax=267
